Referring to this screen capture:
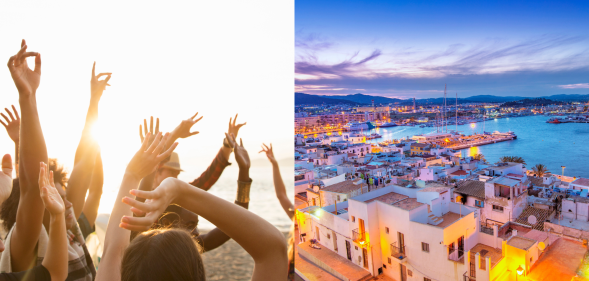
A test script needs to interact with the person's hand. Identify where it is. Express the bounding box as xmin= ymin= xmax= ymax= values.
xmin=227 ymin=114 xmax=246 ymax=139
xmin=0 ymin=154 xmax=13 ymax=203
xmin=90 ymin=62 xmax=112 ymax=100
xmin=120 ymin=178 xmax=180 ymax=231
xmin=0 ymin=105 xmax=20 ymax=143
xmin=171 ymin=112 xmax=203 ymax=139
xmin=139 ymin=116 xmax=159 ymax=145
xmin=7 ymin=39 xmax=41 ymax=96
xmin=259 ymin=143 xmax=277 ymax=164
xmin=38 ymin=162 xmax=65 ymax=215
xmin=125 ymin=132 xmax=178 ymax=181
xmin=226 ymin=133 xmax=250 ymax=170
